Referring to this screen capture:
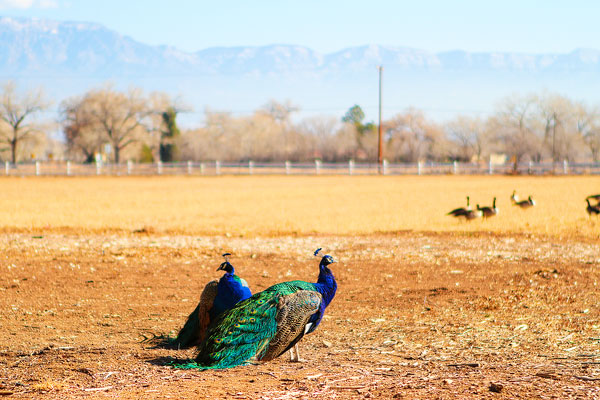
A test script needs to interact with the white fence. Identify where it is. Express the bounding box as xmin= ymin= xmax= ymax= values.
xmin=2 ymin=160 xmax=600 ymax=176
